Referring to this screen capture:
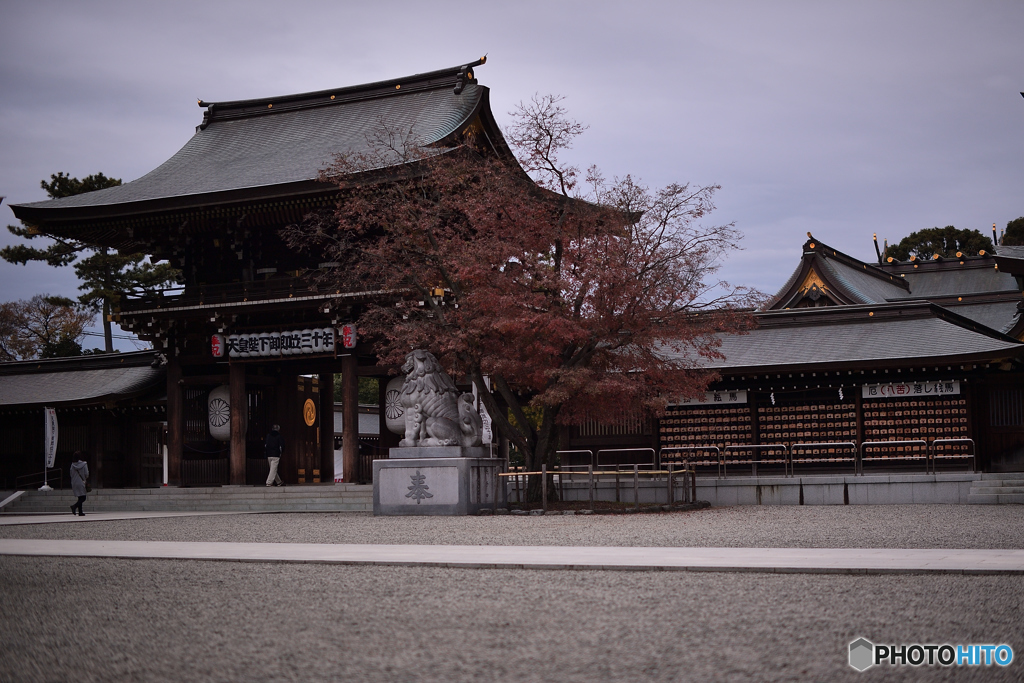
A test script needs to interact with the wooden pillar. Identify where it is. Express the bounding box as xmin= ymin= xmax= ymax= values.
xmin=341 ymin=354 xmax=359 ymax=483
xmin=166 ymin=356 xmax=183 ymax=486
xmin=966 ymin=379 xmax=981 ymax=471
xmin=229 ymin=362 xmax=247 ymax=485
xmin=276 ymin=374 xmax=292 ymax=484
xmin=749 ymin=392 xmax=761 ymax=446
xmin=90 ymin=410 xmax=105 ymax=489
xmin=319 ymin=371 xmax=335 ymax=483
